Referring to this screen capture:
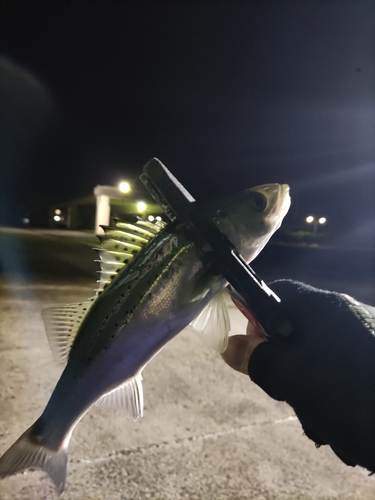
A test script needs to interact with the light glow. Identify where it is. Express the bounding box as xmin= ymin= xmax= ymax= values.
xmin=137 ymin=201 xmax=147 ymax=212
xmin=148 ymin=215 xmax=155 ymax=221
xmin=119 ymin=181 xmax=131 ymax=193
xmin=305 ymin=216 xmax=314 ymax=223
xmin=156 ymin=216 xmax=162 ymax=222
xmin=319 ymin=217 xmax=327 ymax=224
xmin=54 ymin=215 xmax=61 ymax=222
xmin=55 ymin=209 xmax=61 ymax=215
